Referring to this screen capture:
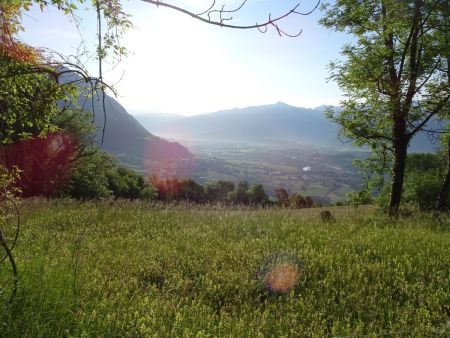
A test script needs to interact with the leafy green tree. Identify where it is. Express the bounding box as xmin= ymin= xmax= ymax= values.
xmin=378 ymin=152 xmax=448 ymax=211
xmin=205 ymin=181 xmax=235 ymax=203
xmin=247 ymin=184 xmax=269 ymax=205
xmin=405 ymin=152 xmax=448 ymax=210
xmin=436 ymin=131 xmax=450 ymax=210
xmin=404 ymin=171 xmax=442 ymax=211
xmin=347 ymin=189 xmax=373 ymax=208
xmin=107 ymin=166 xmax=151 ymax=200
xmin=228 ymin=181 xmax=250 ymax=205
xmin=178 ymin=179 xmax=204 ymax=203
xmin=139 ymin=185 xmax=158 ymax=201
xmin=0 ymin=56 xmax=74 ymax=144
xmin=53 ymin=109 xmax=97 ymax=160
xmin=304 ymin=196 xmax=315 ymax=208
xmin=62 ymin=151 xmax=114 ymax=199
xmin=321 ymin=0 xmax=450 ymax=215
